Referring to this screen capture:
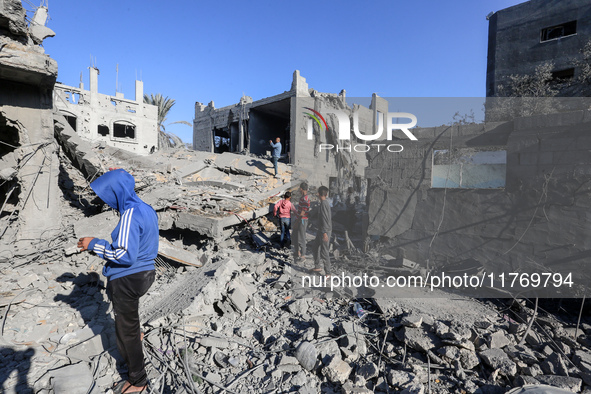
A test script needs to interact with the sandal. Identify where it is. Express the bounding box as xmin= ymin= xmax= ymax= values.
xmin=113 ymin=381 xmax=146 ymax=394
